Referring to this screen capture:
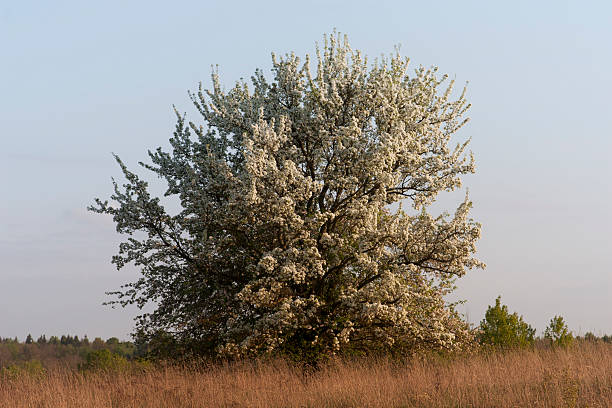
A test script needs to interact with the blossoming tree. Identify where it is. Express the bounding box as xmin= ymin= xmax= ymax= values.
xmin=91 ymin=33 xmax=484 ymax=359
